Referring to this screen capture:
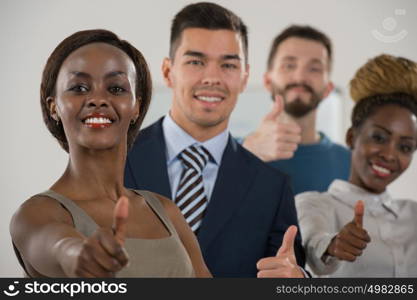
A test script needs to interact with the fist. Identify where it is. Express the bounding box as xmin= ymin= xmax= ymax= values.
xmin=326 ymin=200 xmax=371 ymax=262
xmin=243 ymin=95 xmax=301 ymax=161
